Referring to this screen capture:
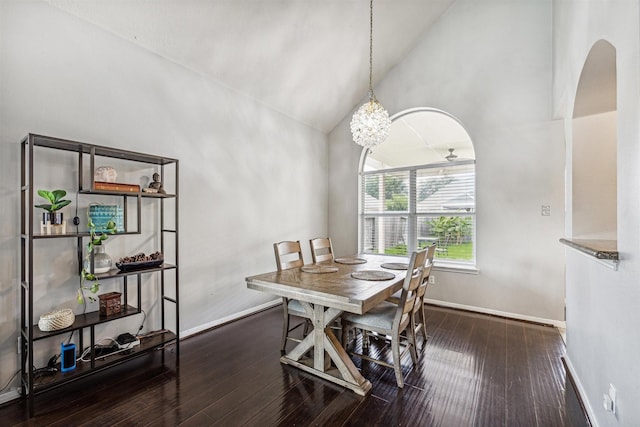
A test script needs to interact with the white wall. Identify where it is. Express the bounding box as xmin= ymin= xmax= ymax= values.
xmin=554 ymin=1 xmax=640 ymax=425
xmin=0 ymin=0 xmax=328 ymax=396
xmin=330 ymin=1 xmax=566 ymax=324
